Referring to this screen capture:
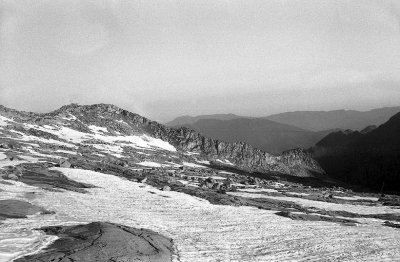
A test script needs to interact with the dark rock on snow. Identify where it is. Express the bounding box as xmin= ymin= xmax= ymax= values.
xmin=0 ymin=199 xmax=54 ymax=219
xmin=15 ymin=222 xmax=173 ymax=262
